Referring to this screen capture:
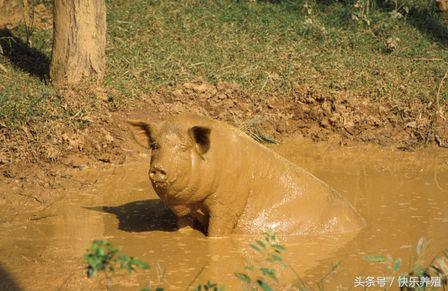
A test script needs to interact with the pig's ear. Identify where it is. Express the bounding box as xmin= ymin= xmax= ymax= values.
xmin=128 ymin=120 xmax=157 ymax=149
xmin=188 ymin=126 xmax=211 ymax=156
